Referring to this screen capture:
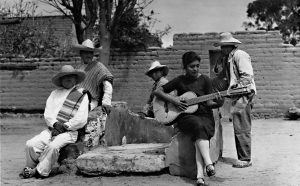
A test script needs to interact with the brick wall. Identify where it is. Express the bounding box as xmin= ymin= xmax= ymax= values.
xmin=1 ymin=31 xmax=299 ymax=118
